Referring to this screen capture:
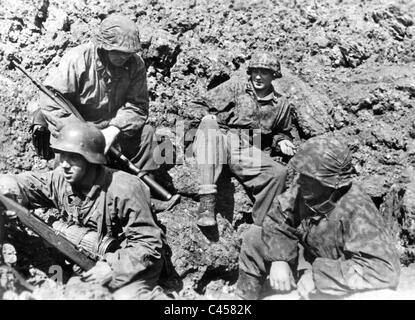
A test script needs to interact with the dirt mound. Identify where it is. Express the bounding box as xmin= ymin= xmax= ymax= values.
xmin=1 ymin=0 xmax=415 ymax=299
